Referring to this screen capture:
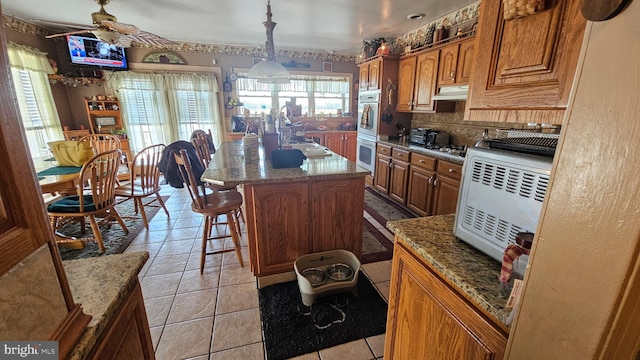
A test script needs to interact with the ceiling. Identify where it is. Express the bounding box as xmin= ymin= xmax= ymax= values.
xmin=1 ymin=0 xmax=474 ymax=55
